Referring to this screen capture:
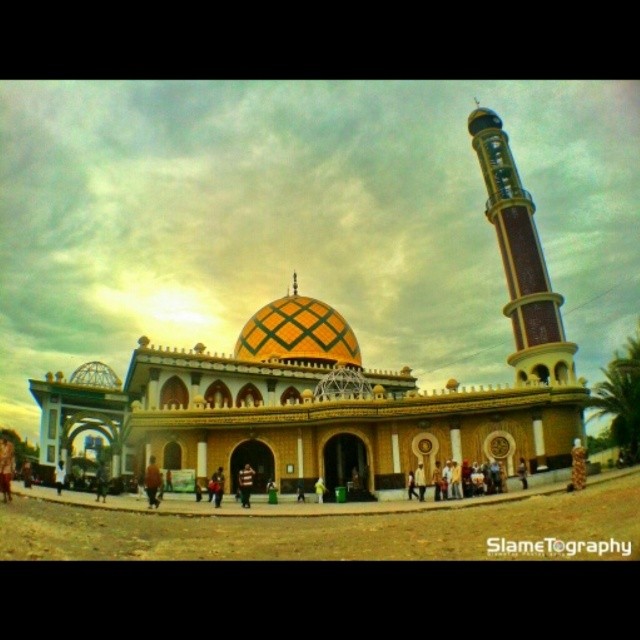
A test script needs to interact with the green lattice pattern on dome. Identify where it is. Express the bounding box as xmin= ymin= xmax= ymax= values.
xmin=235 ymin=296 xmax=361 ymax=366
